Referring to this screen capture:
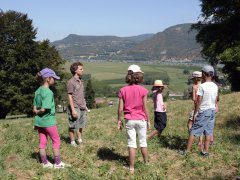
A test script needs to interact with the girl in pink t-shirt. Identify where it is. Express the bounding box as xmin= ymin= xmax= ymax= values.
xmin=118 ymin=64 xmax=149 ymax=174
xmin=148 ymin=80 xmax=167 ymax=139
